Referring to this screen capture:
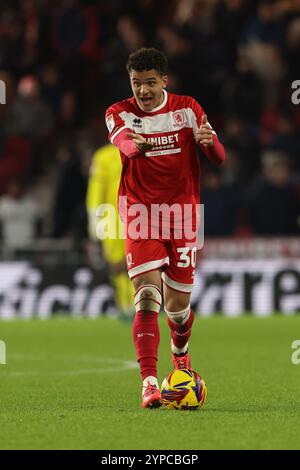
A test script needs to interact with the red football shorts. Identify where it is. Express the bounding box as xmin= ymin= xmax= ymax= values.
xmin=125 ymin=231 xmax=198 ymax=294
